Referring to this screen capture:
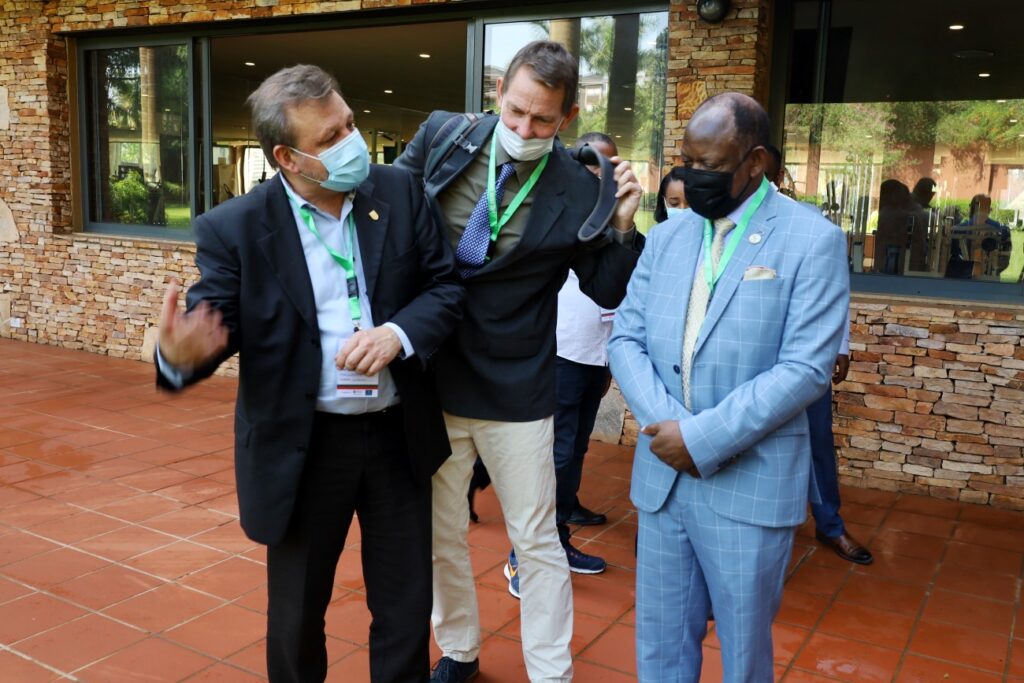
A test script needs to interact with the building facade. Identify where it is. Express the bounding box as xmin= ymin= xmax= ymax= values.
xmin=1 ymin=0 xmax=1022 ymax=509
